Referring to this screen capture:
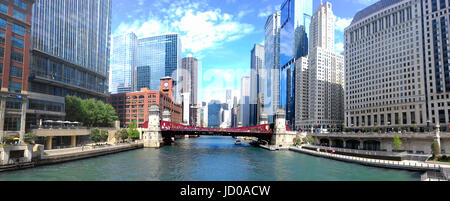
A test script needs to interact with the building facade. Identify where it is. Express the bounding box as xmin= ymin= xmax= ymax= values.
xmin=111 ymin=33 xmax=137 ymax=94
xmin=136 ymin=33 xmax=181 ymax=103
xmin=0 ymin=0 xmax=35 ymax=142
xmin=110 ymin=78 xmax=182 ymax=128
xmin=423 ymin=0 xmax=450 ymax=128
xmin=180 ymin=57 xmax=198 ymax=106
xmin=208 ymin=100 xmax=221 ymax=128
xmin=250 ymin=44 xmax=264 ymax=126
xmin=264 ymin=11 xmax=281 ymax=123
xmin=28 ymin=0 xmax=112 ymax=128
xmin=240 ymin=76 xmax=250 ymax=127
xmin=345 ymin=0 xmax=427 ymax=130
xmin=307 ymin=2 xmax=344 ymax=131
xmin=280 ymin=0 xmax=313 ymax=127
